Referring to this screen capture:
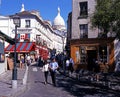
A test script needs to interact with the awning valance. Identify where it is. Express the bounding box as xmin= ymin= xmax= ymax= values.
xmin=5 ymin=42 xmax=35 ymax=53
